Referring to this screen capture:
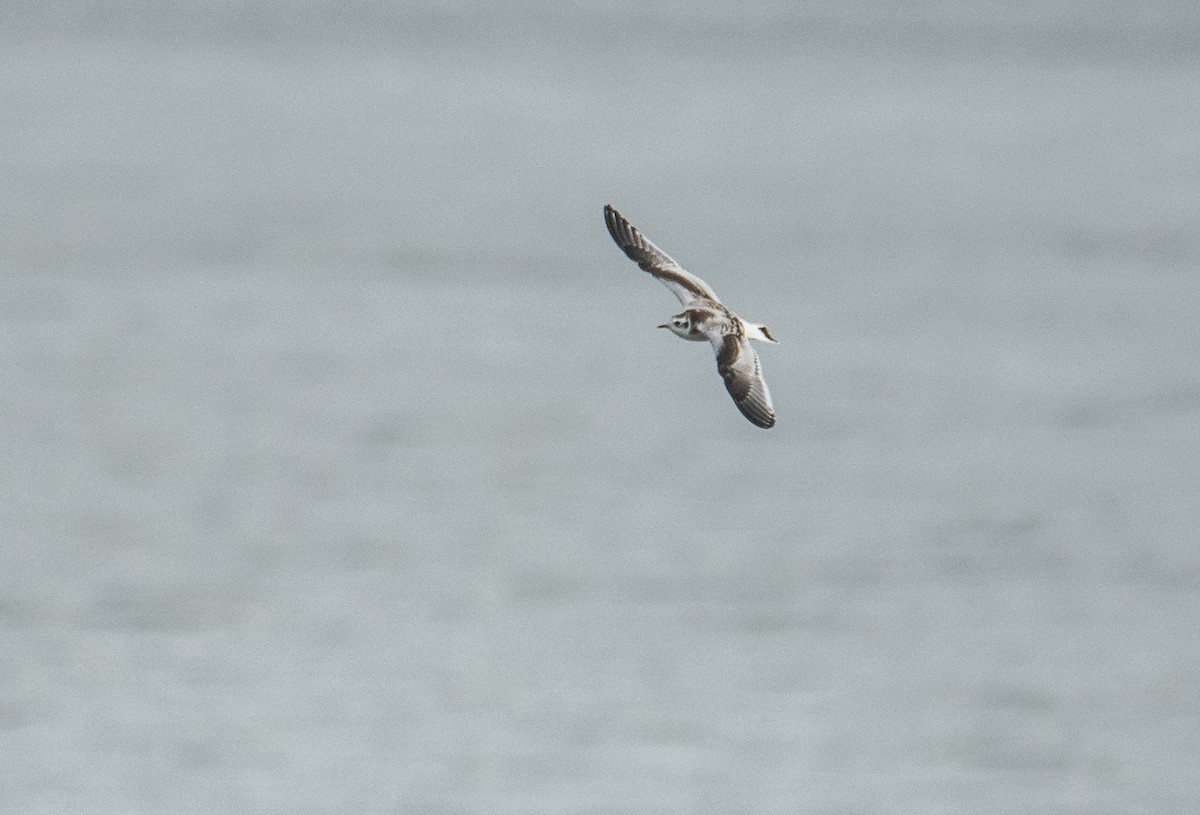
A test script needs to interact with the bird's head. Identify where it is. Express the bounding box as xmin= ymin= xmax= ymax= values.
xmin=658 ymin=313 xmax=693 ymax=339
